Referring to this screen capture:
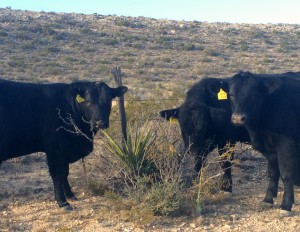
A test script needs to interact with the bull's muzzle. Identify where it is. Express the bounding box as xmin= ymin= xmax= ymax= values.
xmin=231 ymin=113 xmax=246 ymax=125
